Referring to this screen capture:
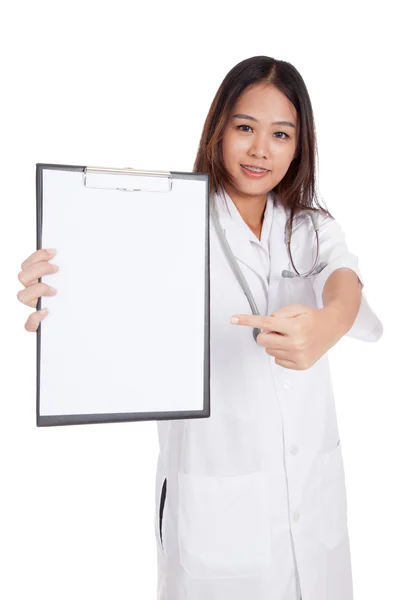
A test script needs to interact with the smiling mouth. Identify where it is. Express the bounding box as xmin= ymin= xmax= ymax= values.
xmin=240 ymin=164 xmax=270 ymax=174
xmin=240 ymin=164 xmax=269 ymax=171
